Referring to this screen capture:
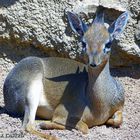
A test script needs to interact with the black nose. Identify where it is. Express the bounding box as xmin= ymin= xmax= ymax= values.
xmin=90 ymin=64 xmax=97 ymax=67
